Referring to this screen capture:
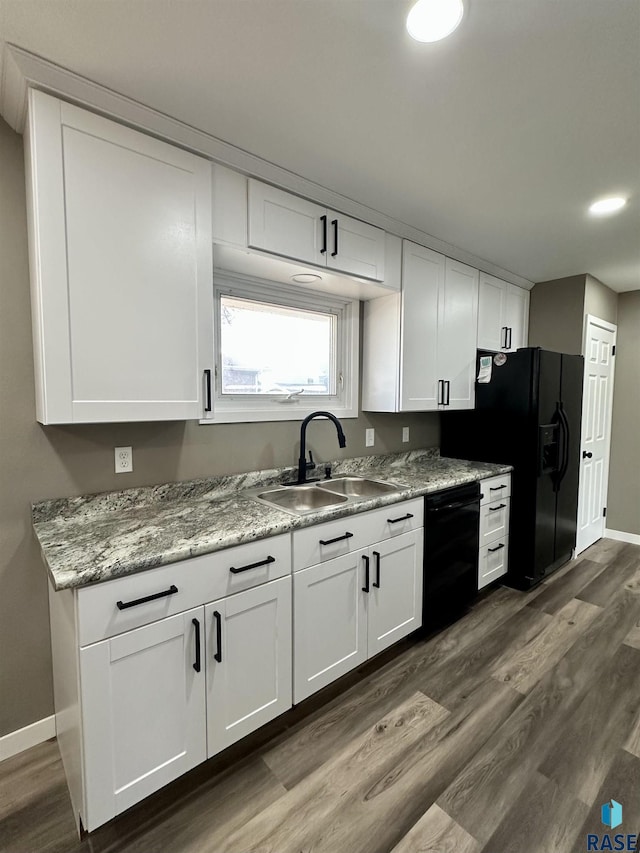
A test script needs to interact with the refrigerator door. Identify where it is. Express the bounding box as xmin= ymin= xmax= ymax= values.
xmin=554 ymin=354 xmax=584 ymax=565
